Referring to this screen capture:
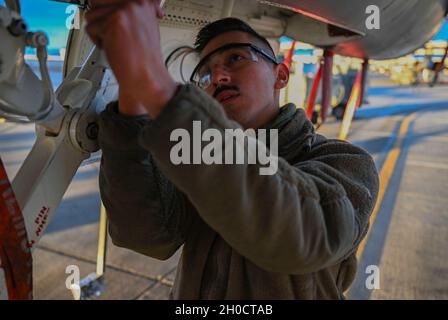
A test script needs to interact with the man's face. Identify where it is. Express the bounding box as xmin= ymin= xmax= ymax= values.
xmin=198 ymin=31 xmax=281 ymax=129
